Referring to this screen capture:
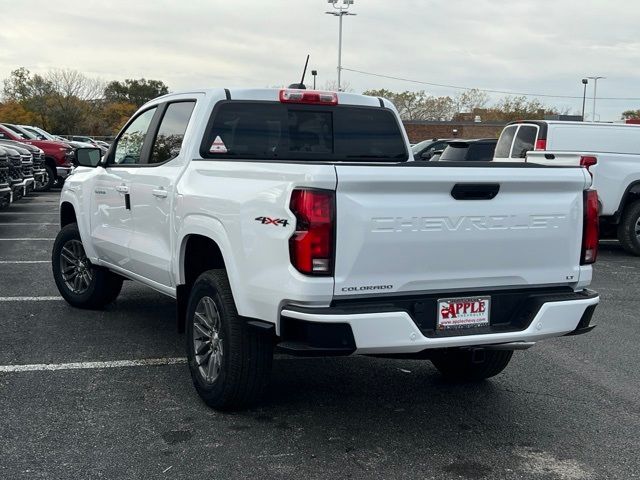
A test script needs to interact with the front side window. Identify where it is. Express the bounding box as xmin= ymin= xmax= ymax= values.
xmin=494 ymin=125 xmax=517 ymax=158
xmin=150 ymin=101 xmax=196 ymax=164
xmin=112 ymin=108 xmax=157 ymax=165
xmin=510 ymin=125 xmax=538 ymax=158
xmin=202 ymin=102 xmax=407 ymax=162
